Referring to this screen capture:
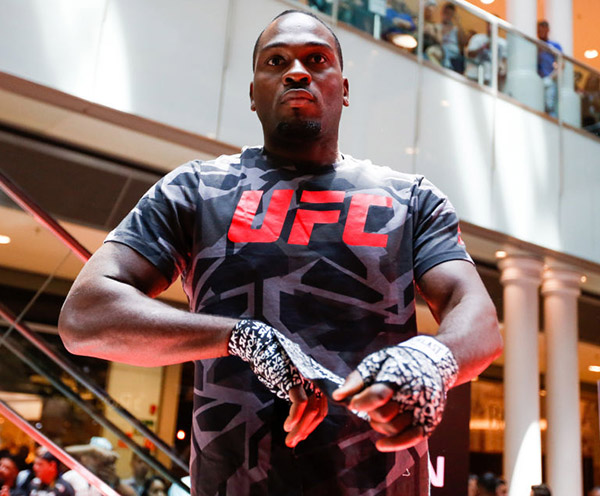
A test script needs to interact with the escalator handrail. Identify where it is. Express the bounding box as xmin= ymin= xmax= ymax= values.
xmin=0 ymin=302 xmax=188 ymax=475
xmin=0 ymin=169 xmax=91 ymax=263
xmin=0 ymin=314 xmax=189 ymax=492
xmin=0 ymin=398 xmax=121 ymax=496
xmin=0 ymin=170 xmax=188 ymax=473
